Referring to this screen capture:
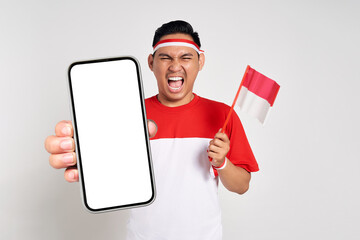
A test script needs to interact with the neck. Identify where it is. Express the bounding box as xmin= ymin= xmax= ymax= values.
xmin=157 ymin=93 xmax=195 ymax=107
